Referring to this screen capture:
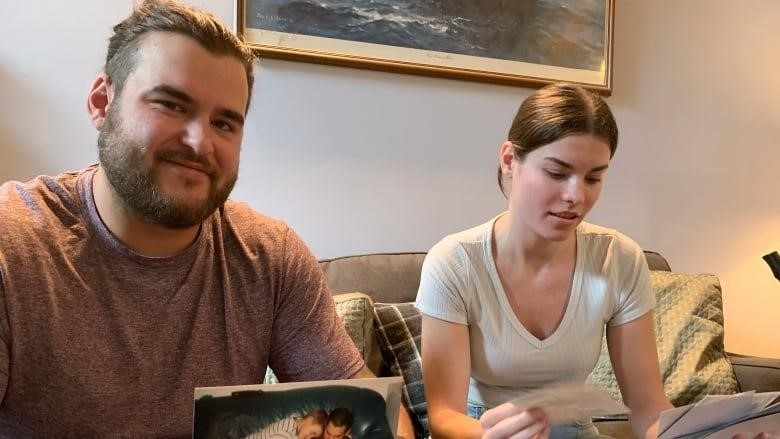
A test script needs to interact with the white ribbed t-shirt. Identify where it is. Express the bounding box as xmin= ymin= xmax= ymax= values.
xmin=416 ymin=214 xmax=655 ymax=408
